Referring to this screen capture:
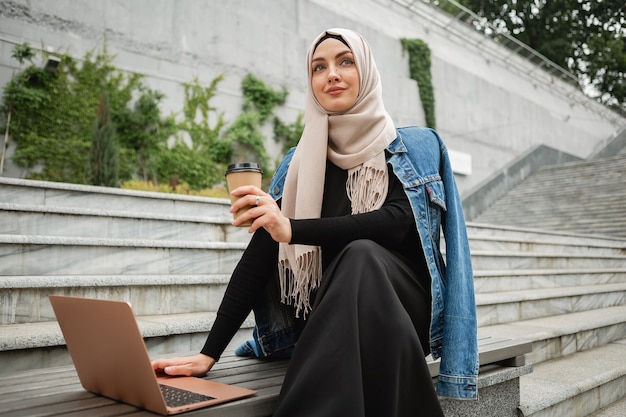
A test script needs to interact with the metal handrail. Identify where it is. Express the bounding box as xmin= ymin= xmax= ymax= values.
xmin=388 ymin=0 xmax=626 ymax=127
